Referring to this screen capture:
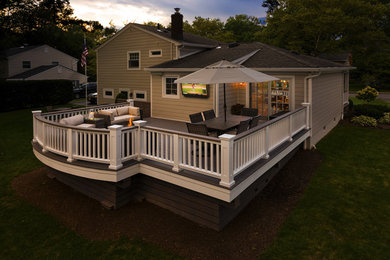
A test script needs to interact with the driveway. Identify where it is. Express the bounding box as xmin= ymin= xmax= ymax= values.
xmin=349 ymin=92 xmax=390 ymax=103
